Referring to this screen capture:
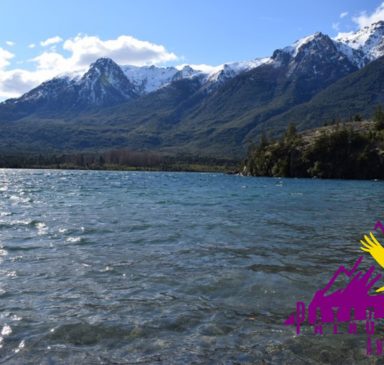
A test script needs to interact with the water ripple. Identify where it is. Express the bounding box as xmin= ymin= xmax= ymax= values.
xmin=0 ymin=170 xmax=380 ymax=363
